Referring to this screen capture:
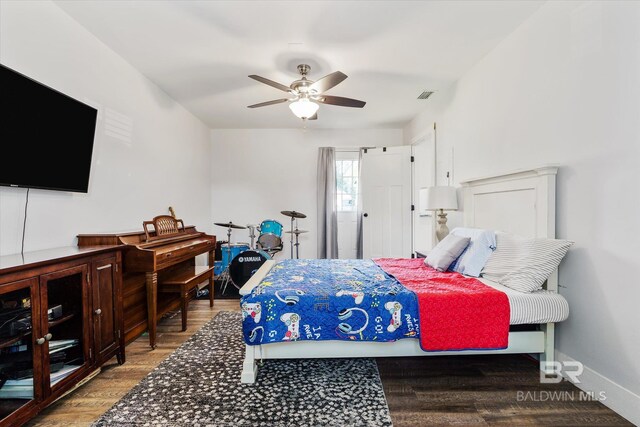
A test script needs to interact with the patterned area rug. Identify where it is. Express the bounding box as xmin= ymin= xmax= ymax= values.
xmin=93 ymin=311 xmax=392 ymax=427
